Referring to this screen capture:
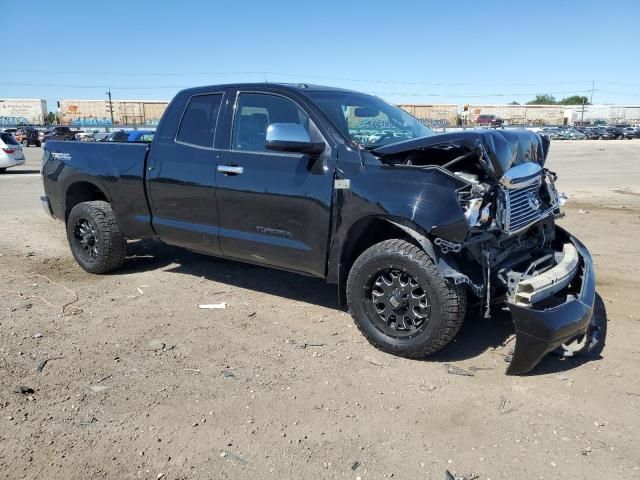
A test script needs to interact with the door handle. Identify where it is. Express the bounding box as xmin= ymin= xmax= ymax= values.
xmin=217 ymin=165 xmax=244 ymax=175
